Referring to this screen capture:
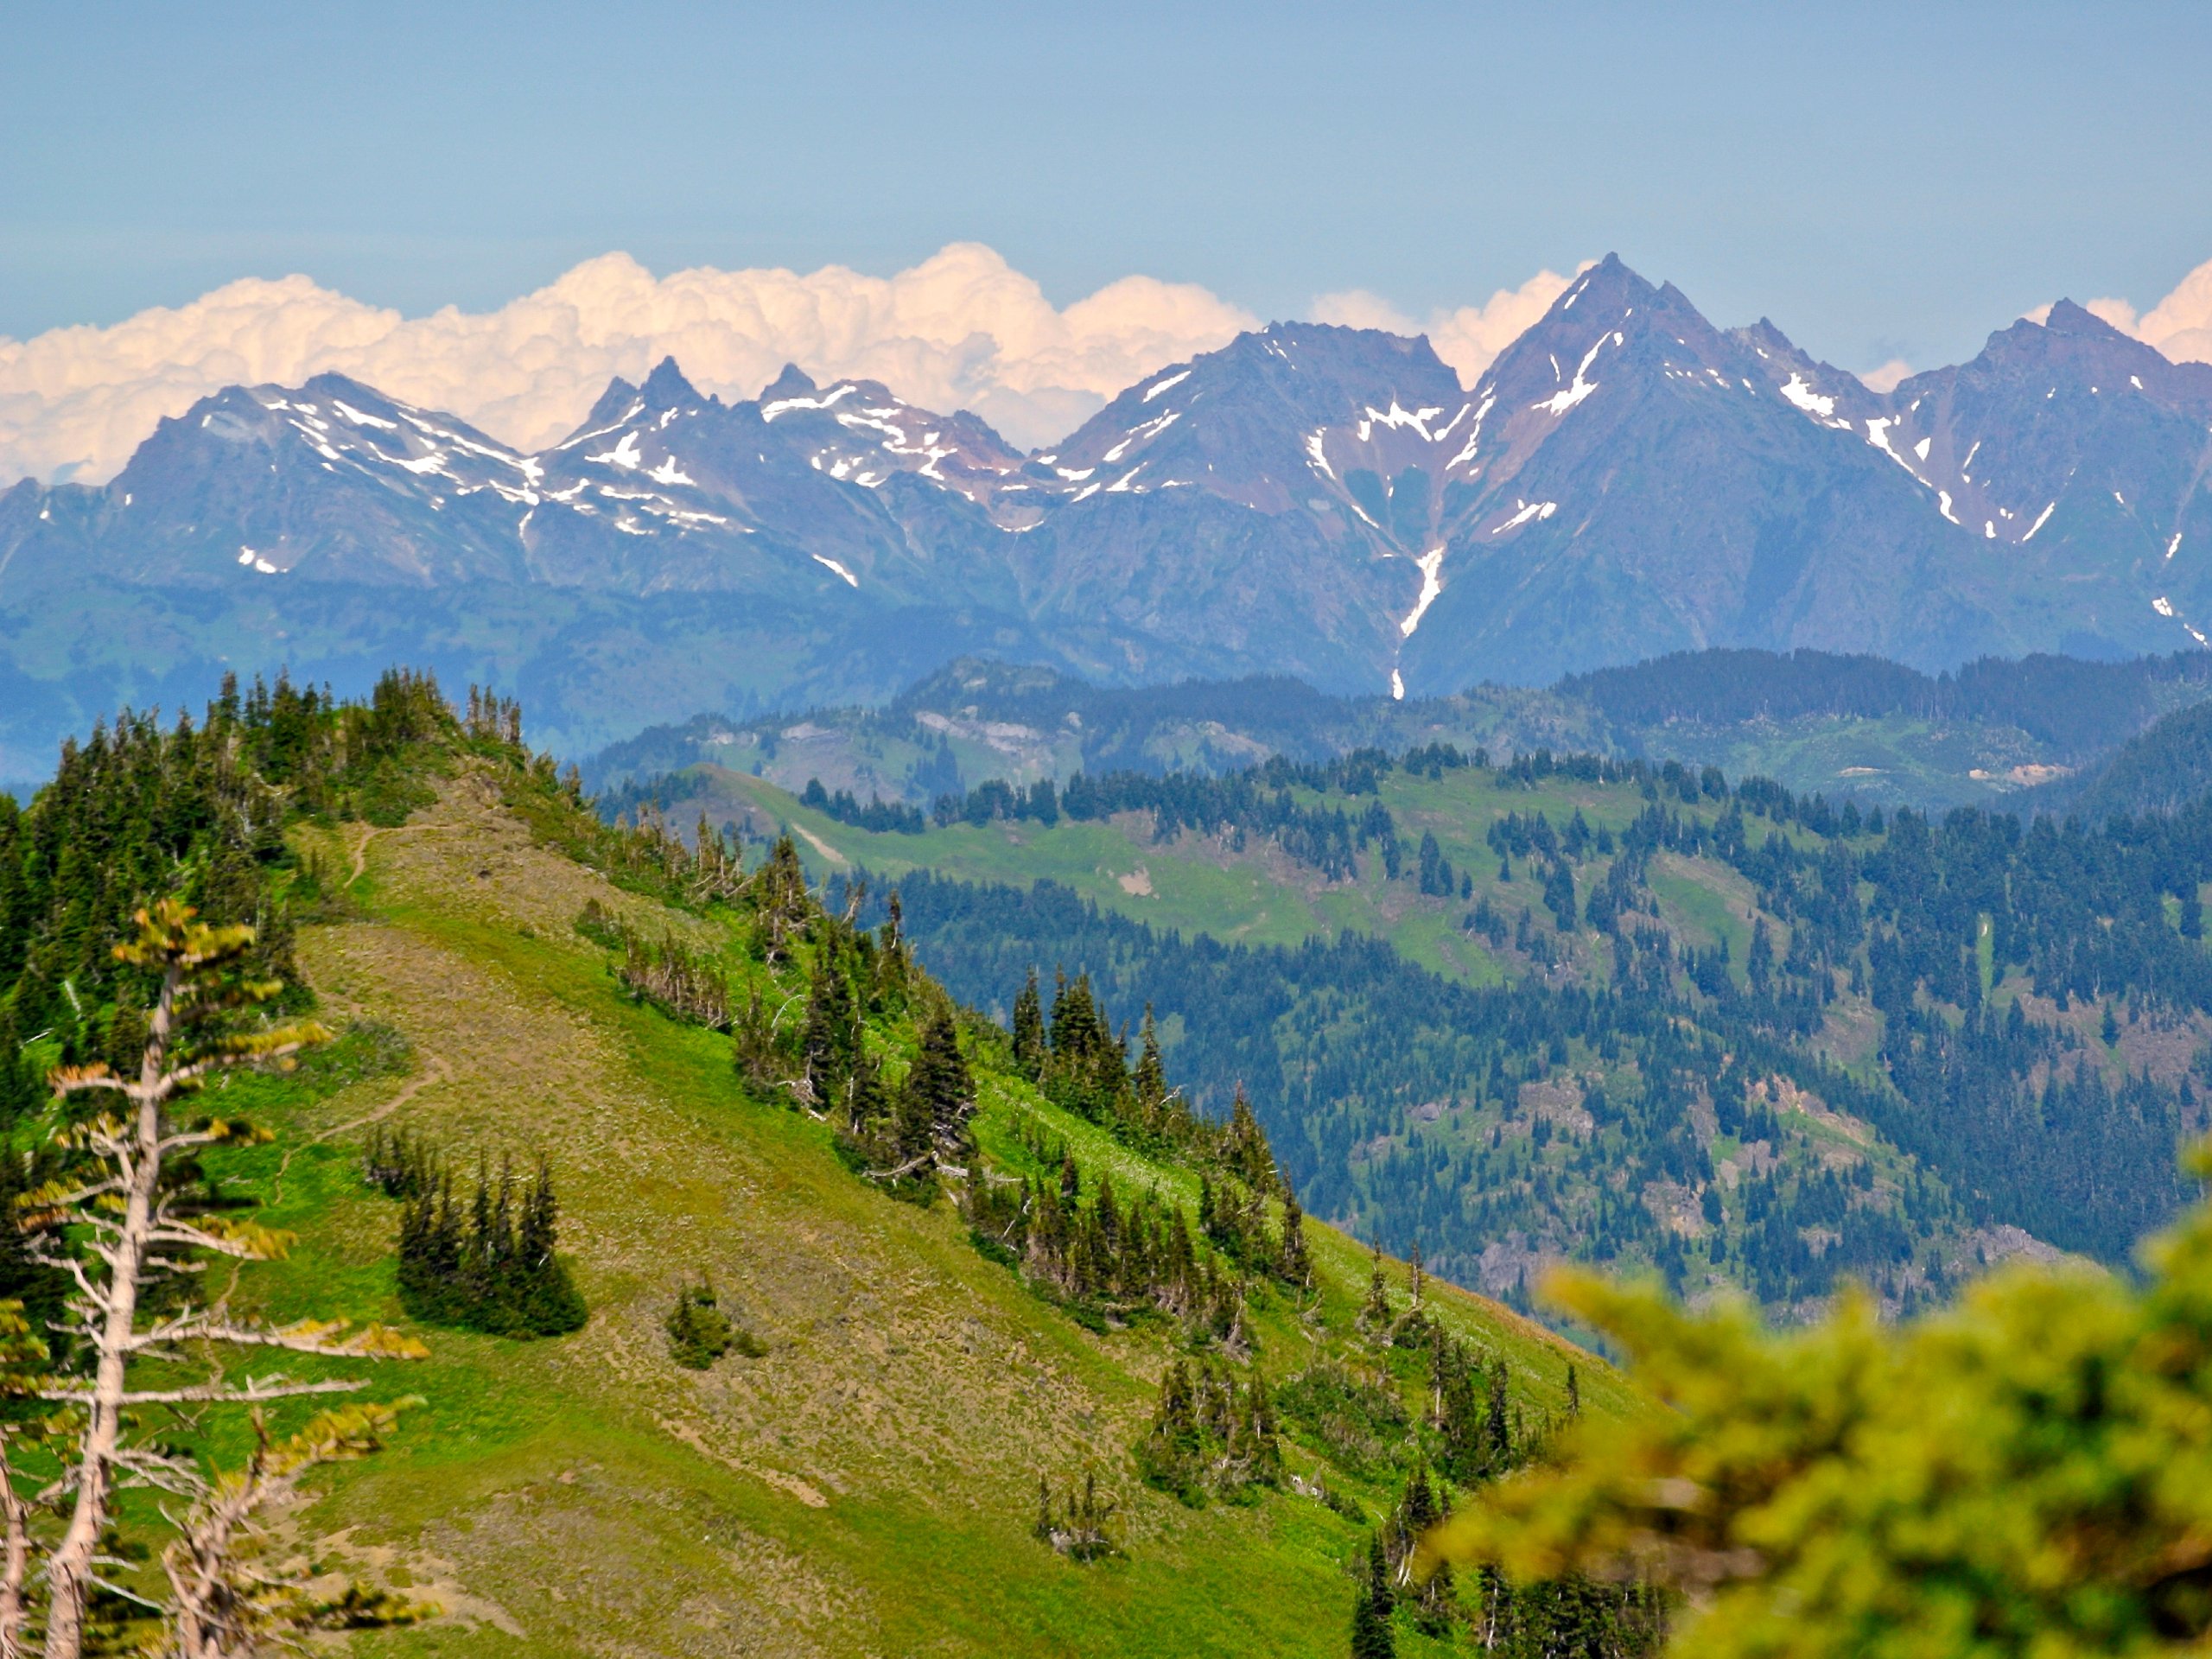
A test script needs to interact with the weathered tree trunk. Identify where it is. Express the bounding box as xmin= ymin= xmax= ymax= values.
xmin=0 ymin=1447 xmax=33 ymax=1659
xmin=41 ymin=962 xmax=175 ymax=1659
